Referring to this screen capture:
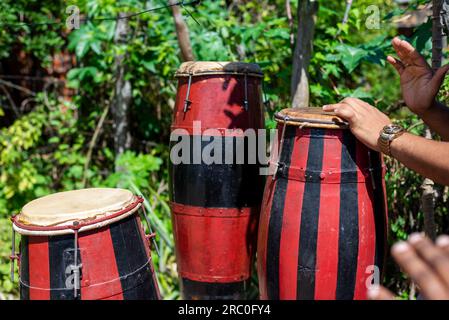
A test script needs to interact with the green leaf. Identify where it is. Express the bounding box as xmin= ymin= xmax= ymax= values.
xmin=335 ymin=44 xmax=368 ymax=72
